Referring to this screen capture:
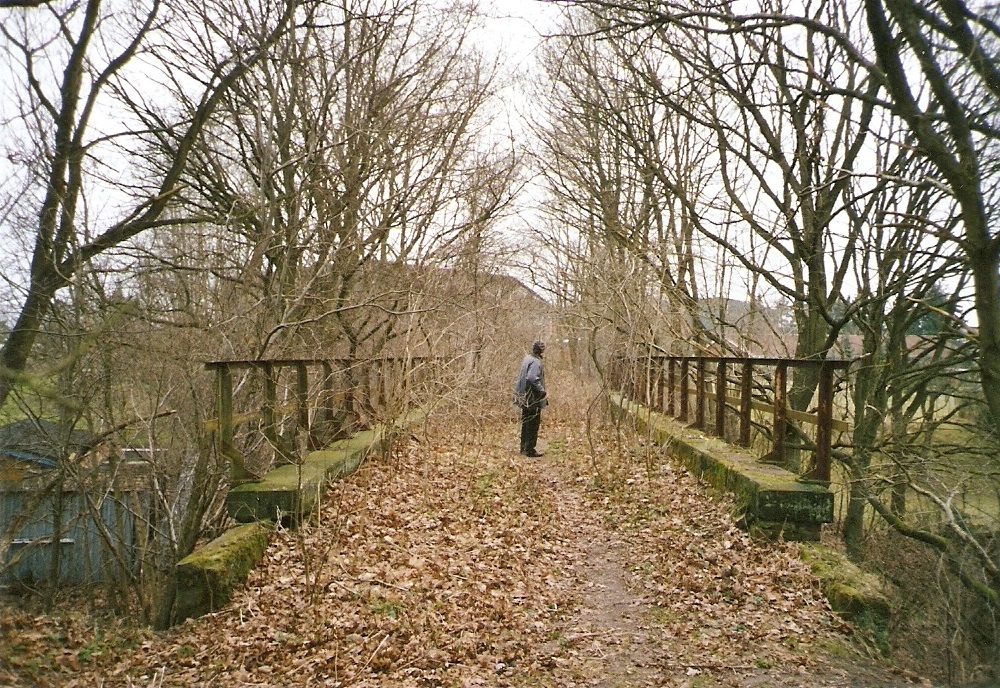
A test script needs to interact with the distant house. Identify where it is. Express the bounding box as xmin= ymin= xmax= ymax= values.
xmin=0 ymin=419 xmax=150 ymax=586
